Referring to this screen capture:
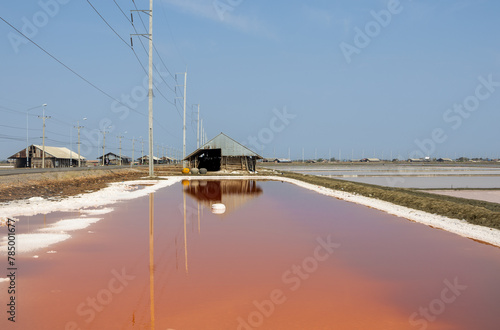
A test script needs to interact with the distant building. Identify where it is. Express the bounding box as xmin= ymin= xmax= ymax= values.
xmin=408 ymin=158 xmax=424 ymax=162
xmin=184 ymin=132 xmax=262 ymax=172
xmin=160 ymin=156 xmax=176 ymax=164
xmin=361 ymin=158 xmax=380 ymax=162
xmin=8 ymin=144 xmax=85 ymax=168
xmin=437 ymin=158 xmax=453 ymax=162
xmin=274 ymin=158 xmax=292 ymax=163
xmin=98 ymin=152 xmax=131 ymax=165
xmin=86 ymin=160 xmax=100 ymax=167
xmin=137 ymin=155 xmax=161 ymax=165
